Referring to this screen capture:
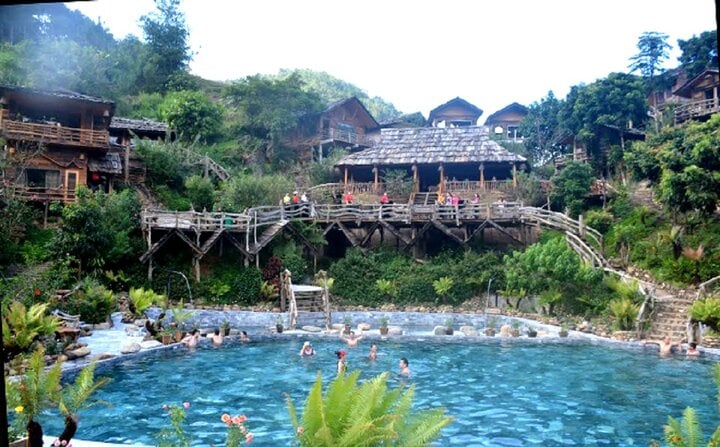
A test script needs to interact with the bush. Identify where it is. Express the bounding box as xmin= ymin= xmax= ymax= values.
xmin=584 ymin=209 xmax=615 ymax=235
xmin=184 ymin=175 xmax=215 ymax=211
xmin=690 ymin=298 xmax=720 ymax=333
xmin=197 ymin=264 xmax=262 ymax=306
xmin=54 ymin=278 xmax=116 ymax=324
xmin=129 ymin=287 xmax=165 ymax=316
xmin=216 ymin=173 xmax=293 ymax=212
xmin=608 ymin=297 xmax=639 ymax=331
